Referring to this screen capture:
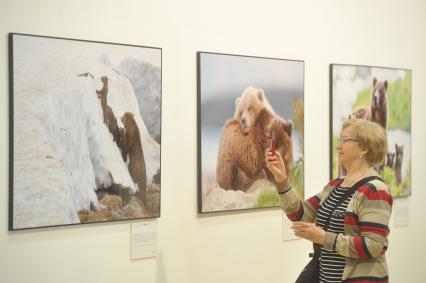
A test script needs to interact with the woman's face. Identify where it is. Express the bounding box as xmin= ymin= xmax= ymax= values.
xmin=336 ymin=126 xmax=364 ymax=167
